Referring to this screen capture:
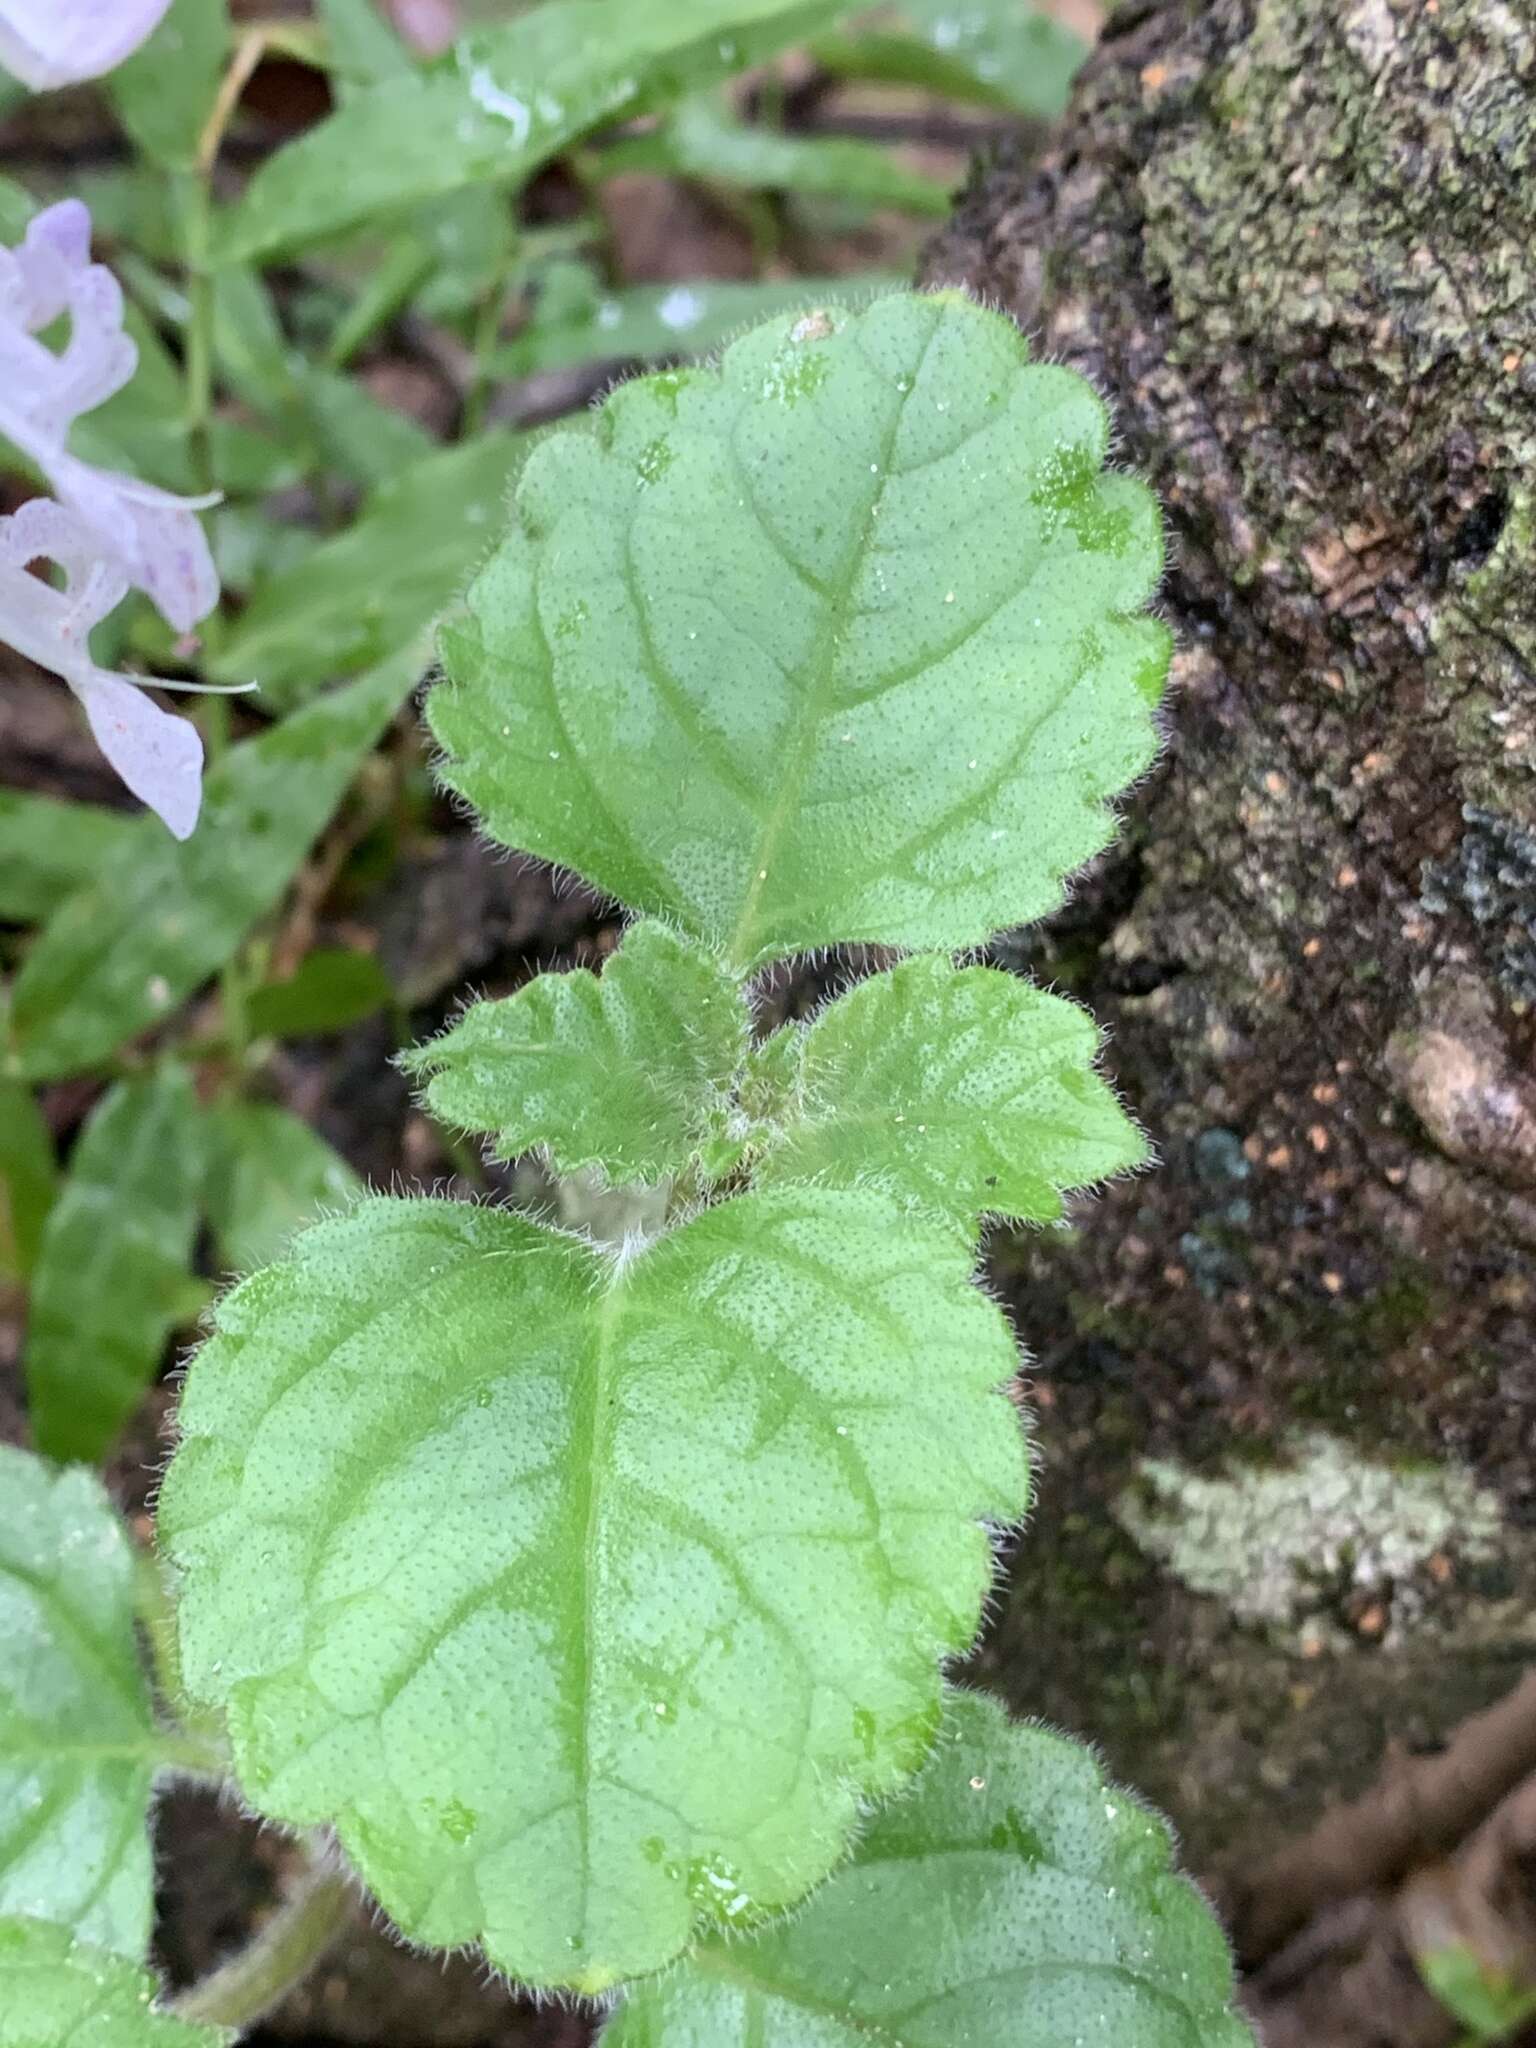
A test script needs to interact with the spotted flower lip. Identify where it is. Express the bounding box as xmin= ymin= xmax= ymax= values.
xmin=47 ymin=449 xmax=221 ymax=636
xmin=0 ymin=0 xmax=174 ymax=89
